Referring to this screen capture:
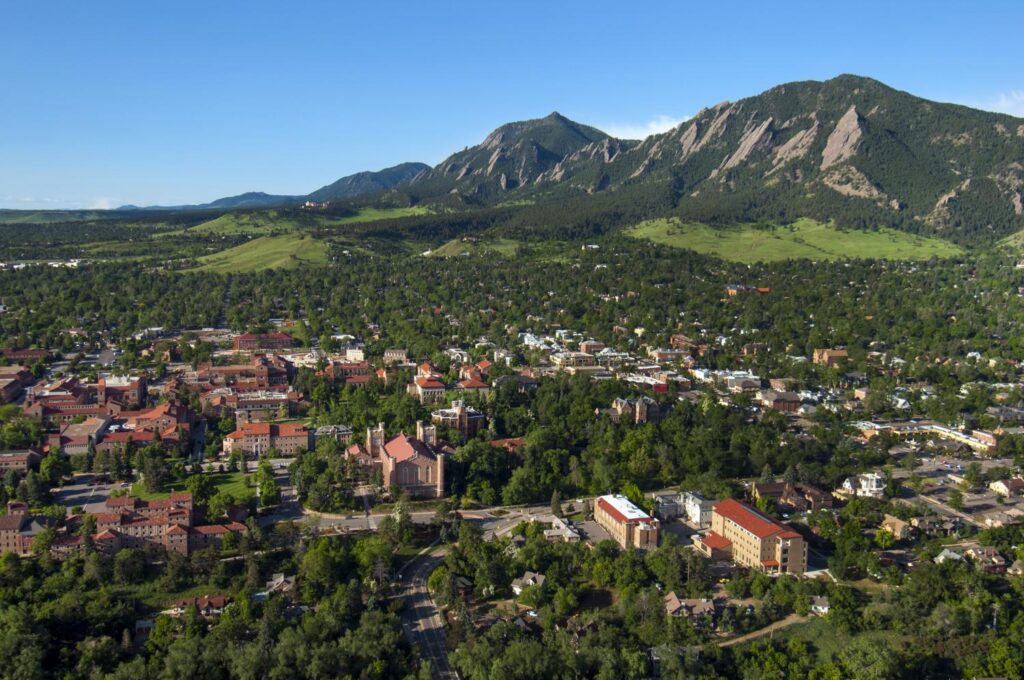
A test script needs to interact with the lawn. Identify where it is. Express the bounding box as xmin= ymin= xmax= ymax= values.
xmin=759 ymin=616 xmax=900 ymax=664
xmin=426 ymin=237 xmax=521 ymax=258
xmin=191 ymin=234 xmax=329 ymax=273
xmin=160 ymin=211 xmax=293 ymax=237
xmin=627 ymin=217 xmax=964 ymax=263
xmin=327 ymin=206 xmax=431 ymax=225
xmin=131 ymin=471 xmax=251 ymax=501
